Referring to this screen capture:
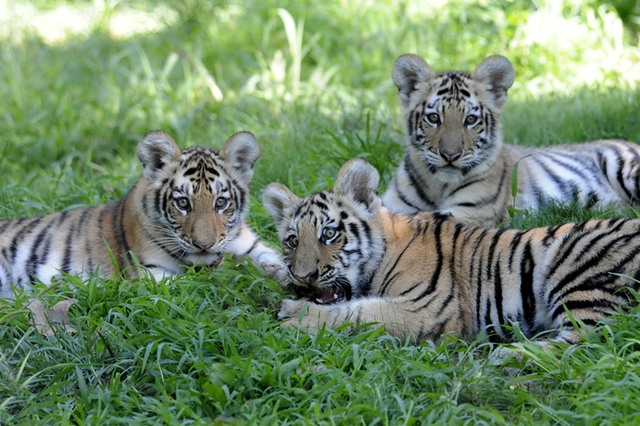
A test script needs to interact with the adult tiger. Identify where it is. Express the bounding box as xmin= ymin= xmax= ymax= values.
xmin=383 ymin=53 xmax=640 ymax=225
xmin=0 ymin=130 xmax=284 ymax=299
xmin=264 ymin=159 xmax=640 ymax=349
